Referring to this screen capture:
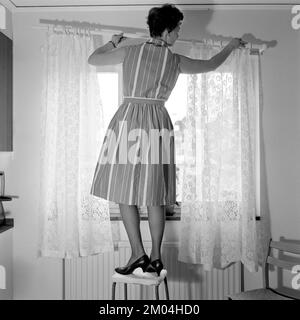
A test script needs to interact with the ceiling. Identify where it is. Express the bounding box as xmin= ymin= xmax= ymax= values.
xmin=1 ymin=0 xmax=298 ymax=11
